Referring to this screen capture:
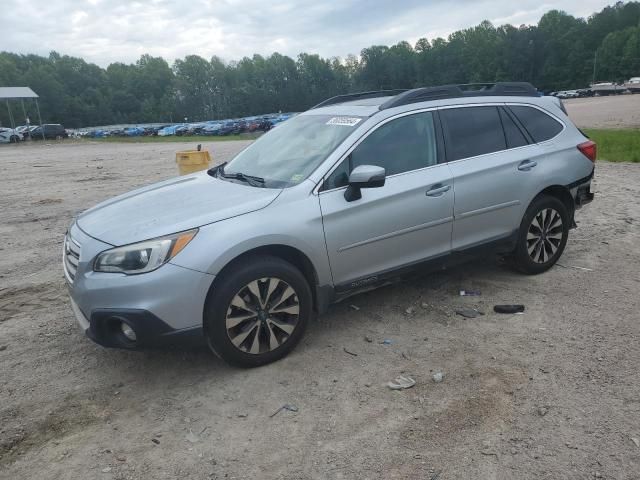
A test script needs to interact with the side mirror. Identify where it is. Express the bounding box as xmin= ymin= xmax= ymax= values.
xmin=344 ymin=165 xmax=386 ymax=202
